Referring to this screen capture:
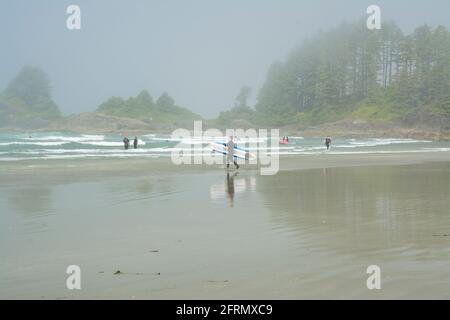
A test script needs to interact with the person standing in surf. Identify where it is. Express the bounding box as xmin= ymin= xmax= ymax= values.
xmin=133 ymin=137 xmax=138 ymax=149
xmin=123 ymin=137 xmax=130 ymax=150
xmin=324 ymin=137 xmax=332 ymax=150
xmin=226 ymin=136 xmax=239 ymax=170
